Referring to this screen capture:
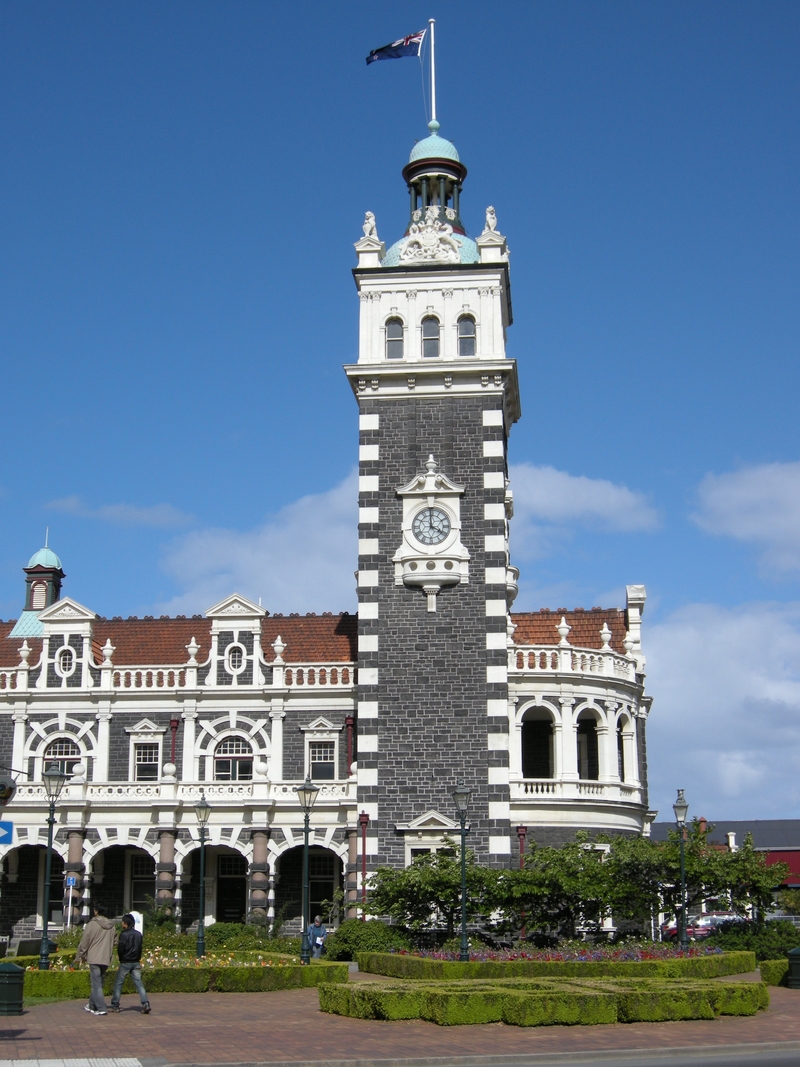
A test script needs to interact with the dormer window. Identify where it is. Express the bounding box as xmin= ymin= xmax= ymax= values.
xmin=457 ymin=315 xmax=476 ymax=357
xmin=422 ymin=316 xmax=440 ymax=358
xmin=386 ymin=317 xmax=404 ymax=360
xmin=226 ymin=644 xmax=246 ymax=675
xmin=56 ymin=647 xmax=75 ymax=678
